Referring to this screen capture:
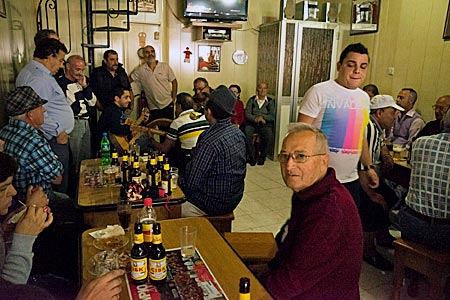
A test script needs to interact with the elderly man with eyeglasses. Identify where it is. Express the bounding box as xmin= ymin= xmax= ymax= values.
xmin=258 ymin=122 xmax=363 ymax=300
xmin=416 ymin=95 xmax=450 ymax=139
